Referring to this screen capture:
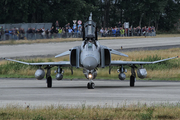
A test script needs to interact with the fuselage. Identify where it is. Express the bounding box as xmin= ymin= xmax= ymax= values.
xmin=80 ymin=41 xmax=100 ymax=70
